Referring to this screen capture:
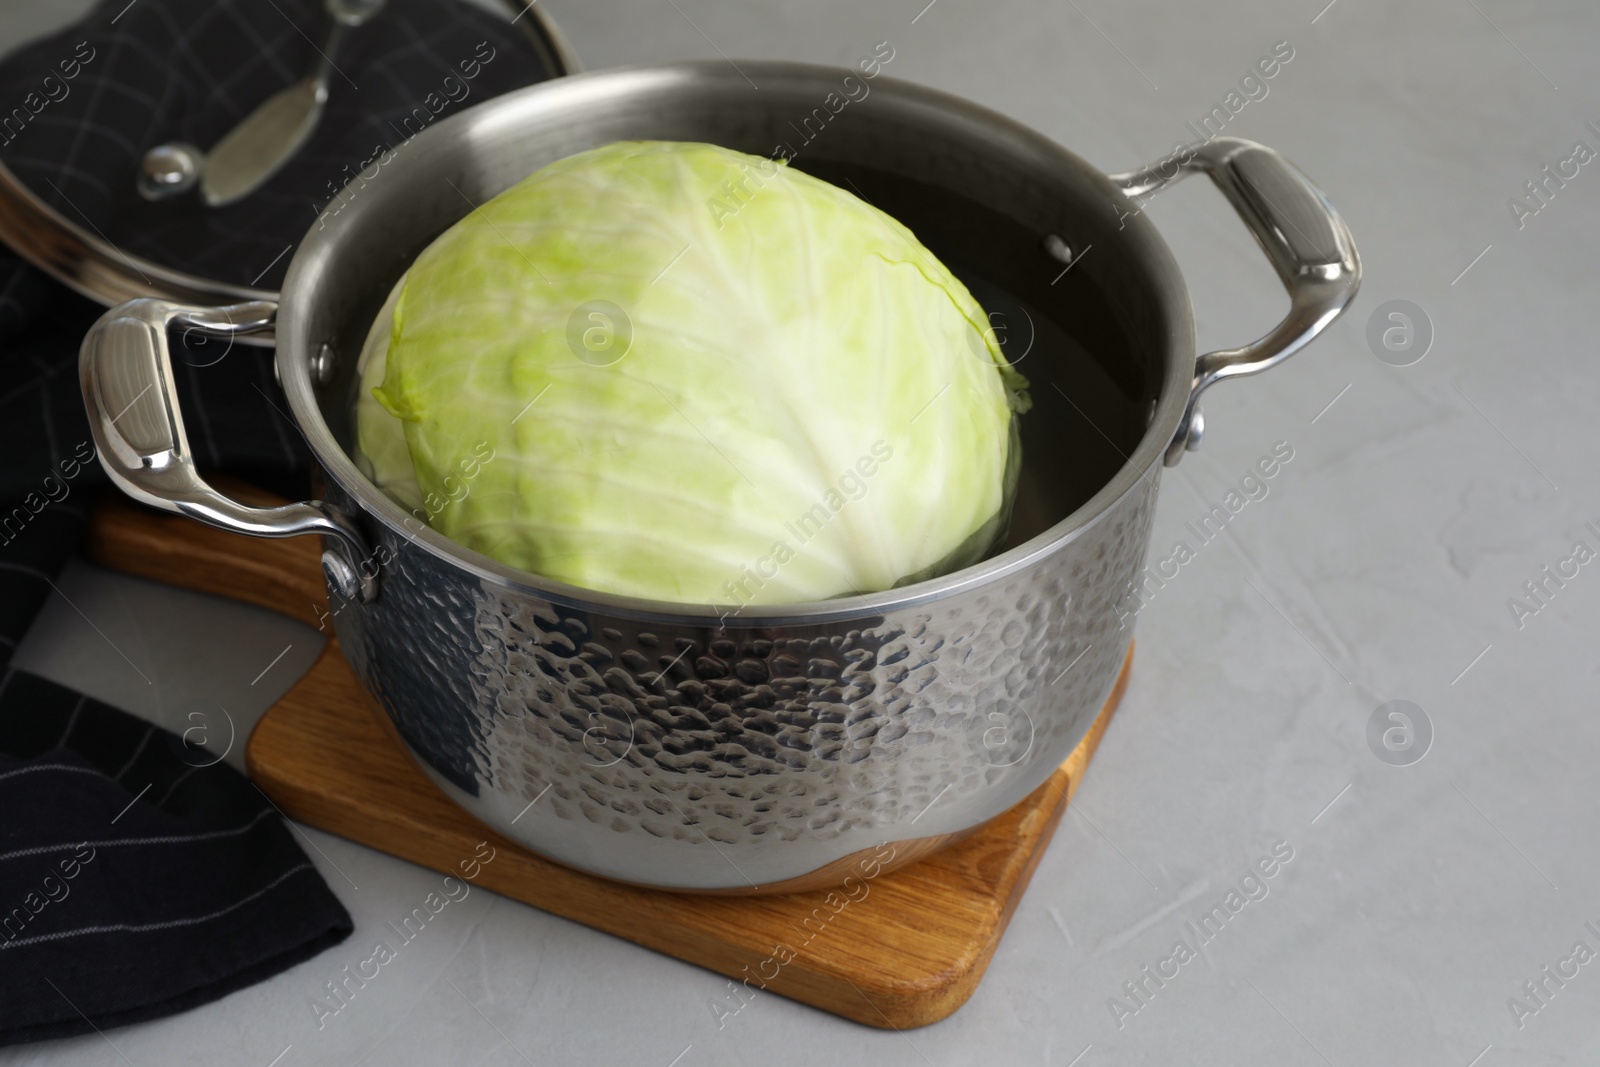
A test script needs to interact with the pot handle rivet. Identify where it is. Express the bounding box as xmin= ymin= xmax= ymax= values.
xmin=322 ymin=549 xmax=364 ymax=603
